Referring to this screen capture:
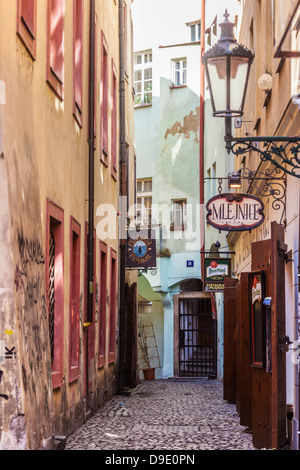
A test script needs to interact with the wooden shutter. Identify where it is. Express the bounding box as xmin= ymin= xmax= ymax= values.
xmin=74 ymin=0 xmax=83 ymax=113
xmin=49 ymin=0 xmax=64 ymax=83
xmin=101 ymin=32 xmax=109 ymax=163
xmin=21 ymin=0 xmax=35 ymax=36
xmin=17 ymin=0 xmax=36 ymax=58
xmin=111 ymin=61 xmax=117 ymax=179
